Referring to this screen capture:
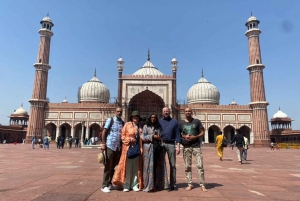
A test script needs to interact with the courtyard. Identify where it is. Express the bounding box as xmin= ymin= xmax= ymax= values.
xmin=0 ymin=144 xmax=299 ymax=201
